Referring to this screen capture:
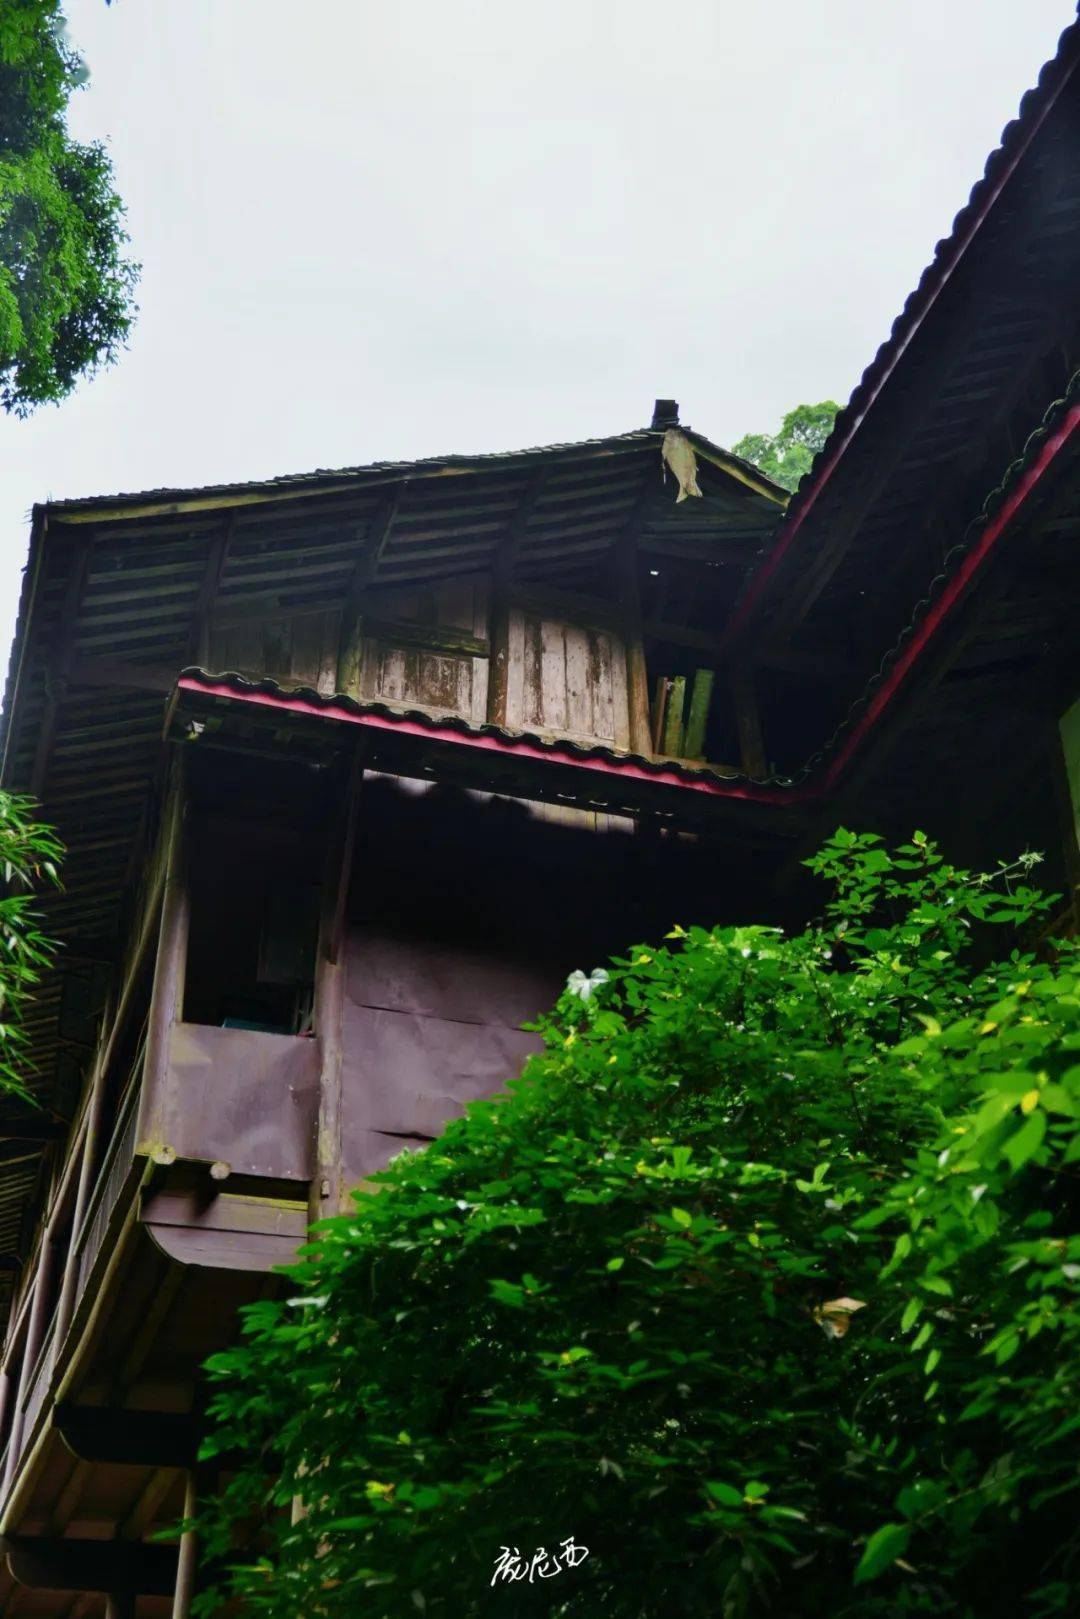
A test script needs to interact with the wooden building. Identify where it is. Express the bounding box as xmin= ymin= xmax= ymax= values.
xmin=0 ymin=17 xmax=1077 ymax=1614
